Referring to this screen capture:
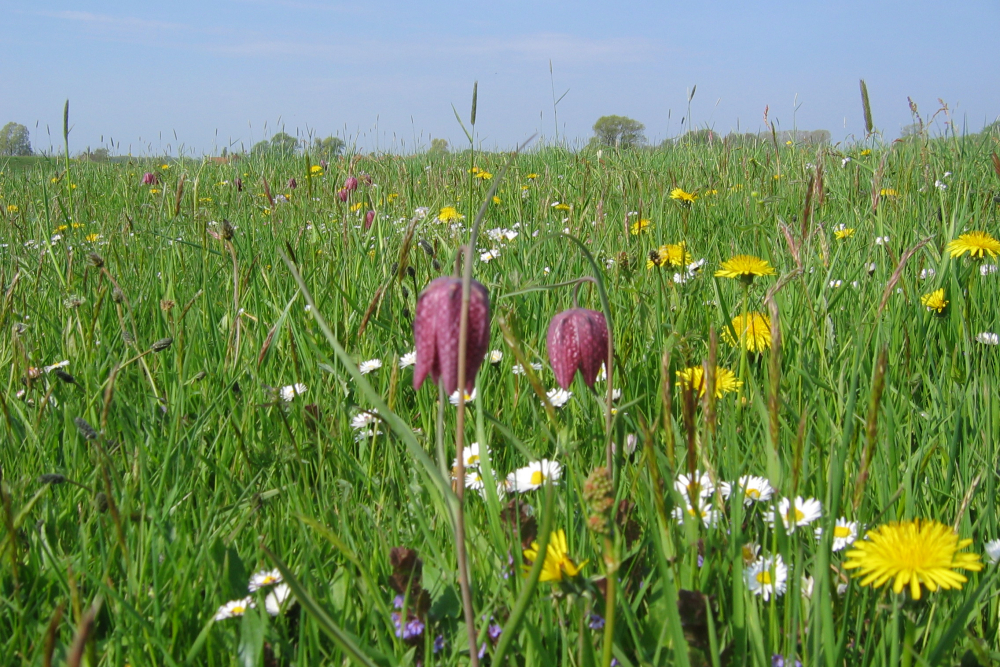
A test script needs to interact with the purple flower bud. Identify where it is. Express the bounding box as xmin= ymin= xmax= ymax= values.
xmin=141 ymin=172 xmax=158 ymax=185
xmin=488 ymin=624 xmax=502 ymax=641
xmin=433 ymin=635 xmax=445 ymax=653
xmin=344 ymin=176 xmax=359 ymax=191
xmin=402 ymin=618 xmax=425 ymax=641
xmin=413 ymin=276 xmax=490 ymax=396
xmin=235 ymin=177 xmax=243 ymax=192
xmin=319 ymin=159 xmax=329 ymax=169
xmin=546 ymin=308 xmax=609 ymax=389
xmin=287 ymin=177 xmax=297 ymax=190
xmin=365 ymin=210 xmax=375 ymax=230
xmin=337 ymin=188 xmax=349 ymax=202
xmin=588 ymin=613 xmax=605 ymax=630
